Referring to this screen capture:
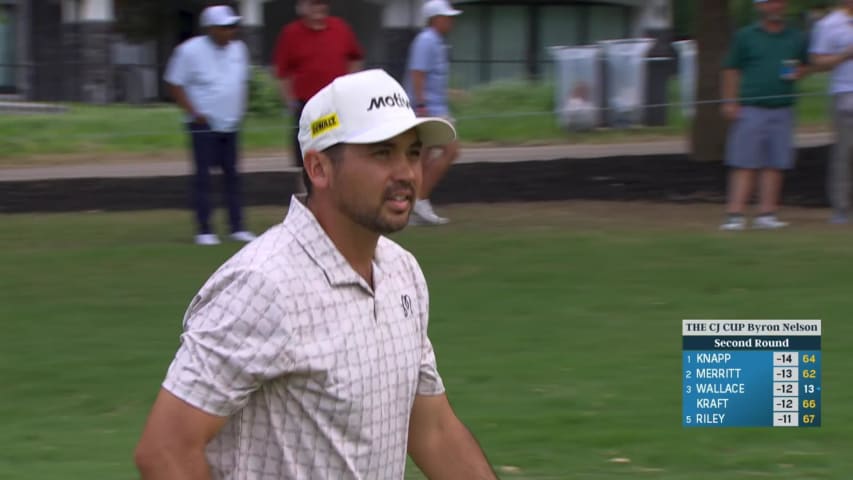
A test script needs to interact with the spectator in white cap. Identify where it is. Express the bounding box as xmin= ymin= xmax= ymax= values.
xmin=404 ymin=0 xmax=462 ymax=225
xmin=135 ymin=68 xmax=499 ymax=479
xmin=163 ymin=4 xmax=256 ymax=246
xmin=810 ymin=0 xmax=853 ymax=223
